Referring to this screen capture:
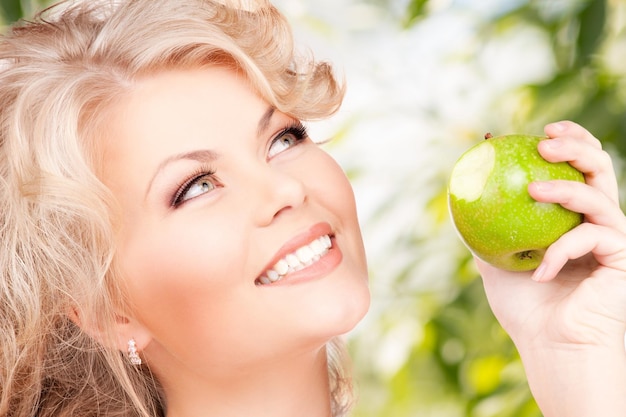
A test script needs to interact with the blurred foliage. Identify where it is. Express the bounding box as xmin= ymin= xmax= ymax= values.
xmin=400 ymin=0 xmax=626 ymax=157
xmin=0 ymin=0 xmax=22 ymax=23
xmin=490 ymin=0 xmax=626 ymax=158
xmin=0 ymin=0 xmax=49 ymax=24
xmin=349 ymin=0 xmax=626 ymax=416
